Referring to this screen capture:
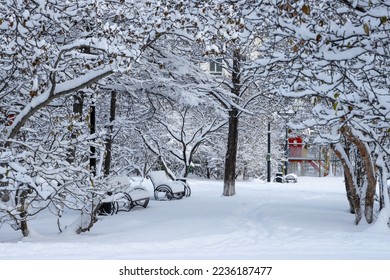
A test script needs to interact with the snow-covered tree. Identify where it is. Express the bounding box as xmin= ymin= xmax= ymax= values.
xmin=186 ymin=0 xmax=285 ymax=196
xmin=265 ymin=0 xmax=390 ymax=226
xmin=92 ymin=36 xmax=230 ymax=179
xmin=1 ymin=0 xmax=224 ymax=236
xmin=139 ymin=97 xmax=226 ymax=178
